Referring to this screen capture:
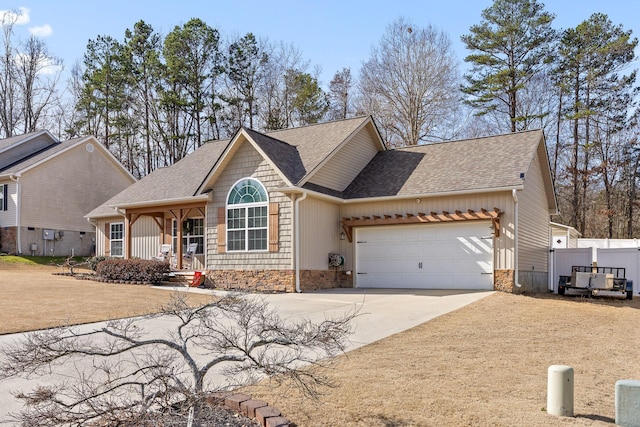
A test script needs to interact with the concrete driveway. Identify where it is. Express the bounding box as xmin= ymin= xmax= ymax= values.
xmin=0 ymin=288 xmax=492 ymax=424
